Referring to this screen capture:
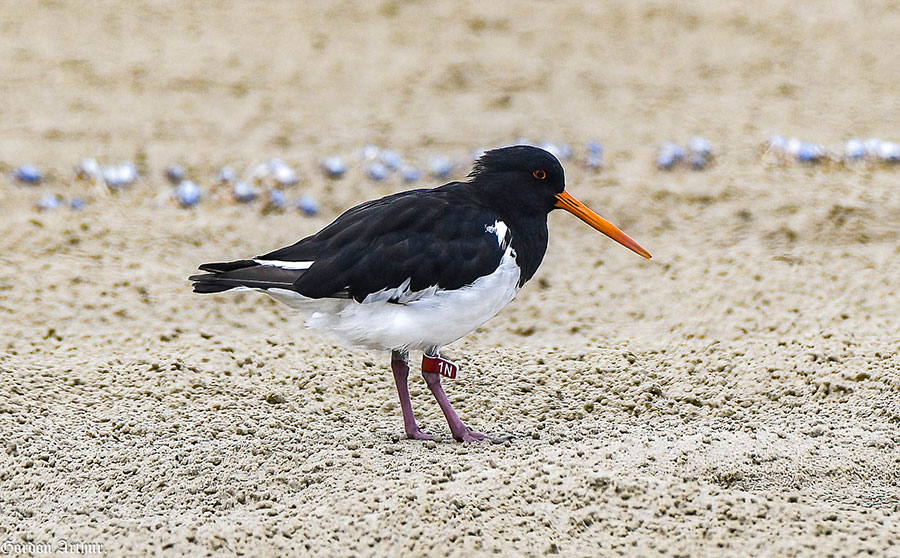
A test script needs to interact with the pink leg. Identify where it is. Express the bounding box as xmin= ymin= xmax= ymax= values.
xmin=422 ymin=368 xmax=507 ymax=443
xmin=391 ymin=351 xmax=437 ymax=441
